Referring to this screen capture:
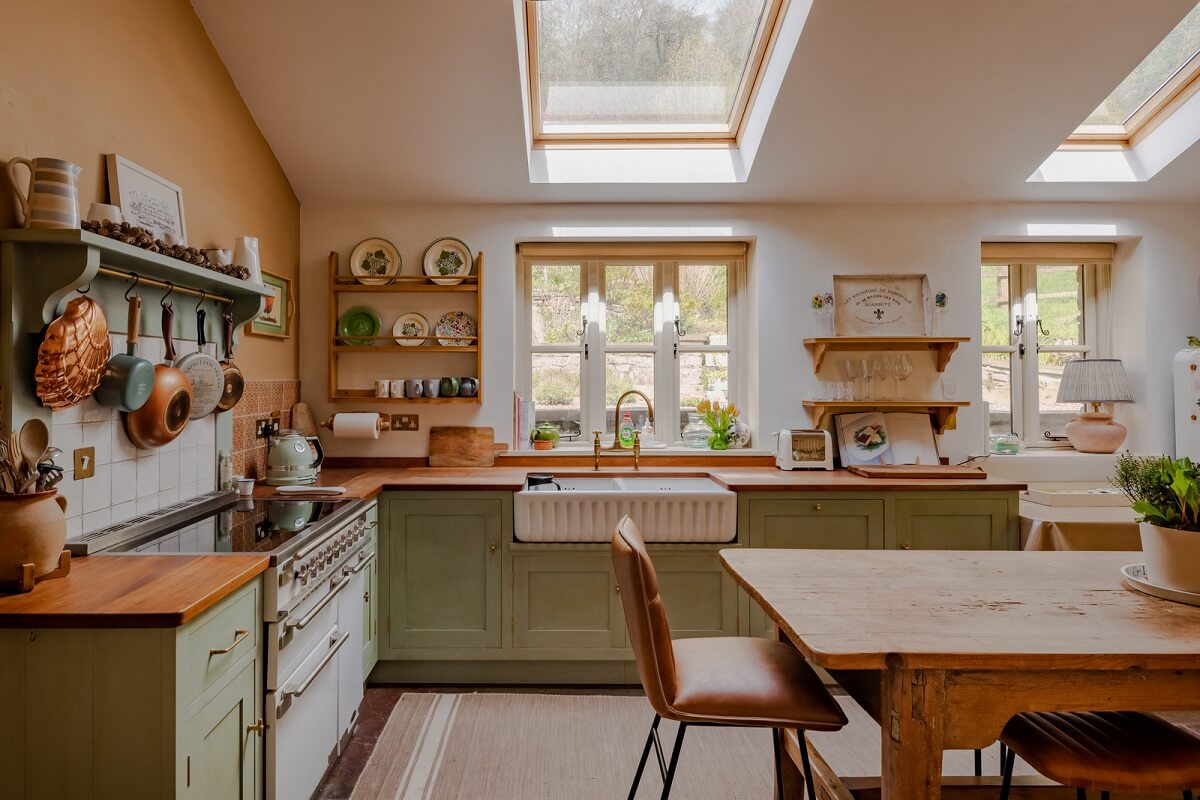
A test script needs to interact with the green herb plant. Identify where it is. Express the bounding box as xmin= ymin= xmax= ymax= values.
xmin=1111 ymin=453 xmax=1200 ymax=531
